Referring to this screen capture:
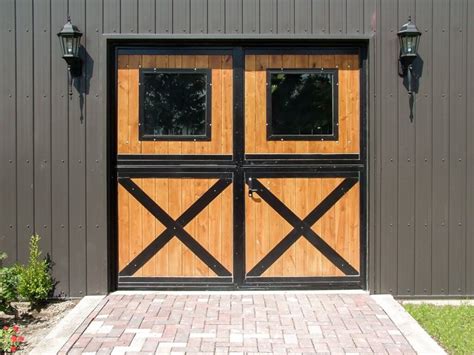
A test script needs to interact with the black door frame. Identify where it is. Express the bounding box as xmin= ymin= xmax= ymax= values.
xmin=108 ymin=42 xmax=368 ymax=291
